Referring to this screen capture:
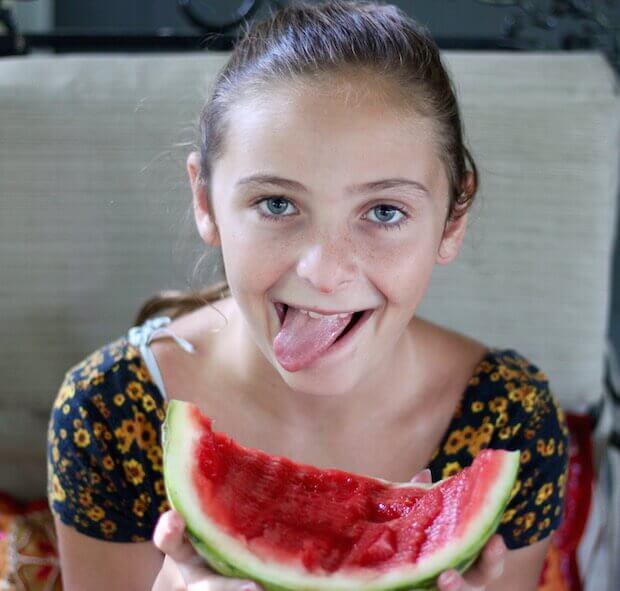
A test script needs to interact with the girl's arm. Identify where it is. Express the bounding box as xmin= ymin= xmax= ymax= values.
xmin=54 ymin=516 xmax=164 ymax=591
xmin=496 ymin=537 xmax=551 ymax=591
